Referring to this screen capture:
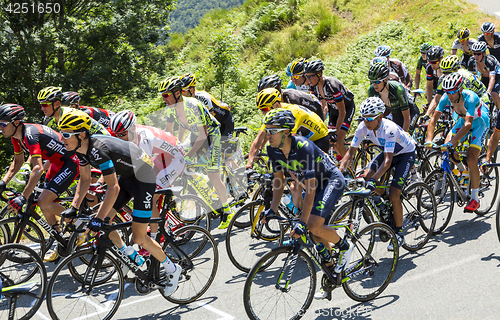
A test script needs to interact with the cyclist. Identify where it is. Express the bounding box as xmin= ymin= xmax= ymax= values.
xmin=158 ymin=77 xmax=235 ymax=229
xmin=414 ymin=42 xmax=433 ymax=97
xmin=178 ymin=73 xmax=236 ymax=162
xmin=38 ymin=86 xmax=110 ymax=135
xmin=58 ymin=110 xmax=181 ymax=295
xmin=304 ymin=59 xmax=355 ymax=157
xmin=471 ymin=41 xmax=500 ymax=110
xmin=423 ymin=55 xmax=490 ymax=120
xmin=478 ymin=22 xmax=500 ymax=62
xmin=367 ymin=62 xmax=419 ymax=132
xmin=61 ymin=91 xmax=116 ymax=128
xmin=0 ymin=104 xmax=80 ymax=261
xmin=375 ymin=45 xmax=413 ymax=89
xmin=425 ymin=73 xmax=489 ymax=212
xmin=285 ymin=58 xmax=311 ymax=93
xmin=451 ymin=27 xmax=477 ymax=70
xmin=257 ymin=74 xmax=324 ymax=120
xmin=258 ymin=108 xmax=348 ymax=300
xmin=425 ymin=45 xmax=445 ymax=106
xmin=109 ymin=110 xmax=186 ymax=256
xmin=340 ymin=97 xmax=416 ymax=250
